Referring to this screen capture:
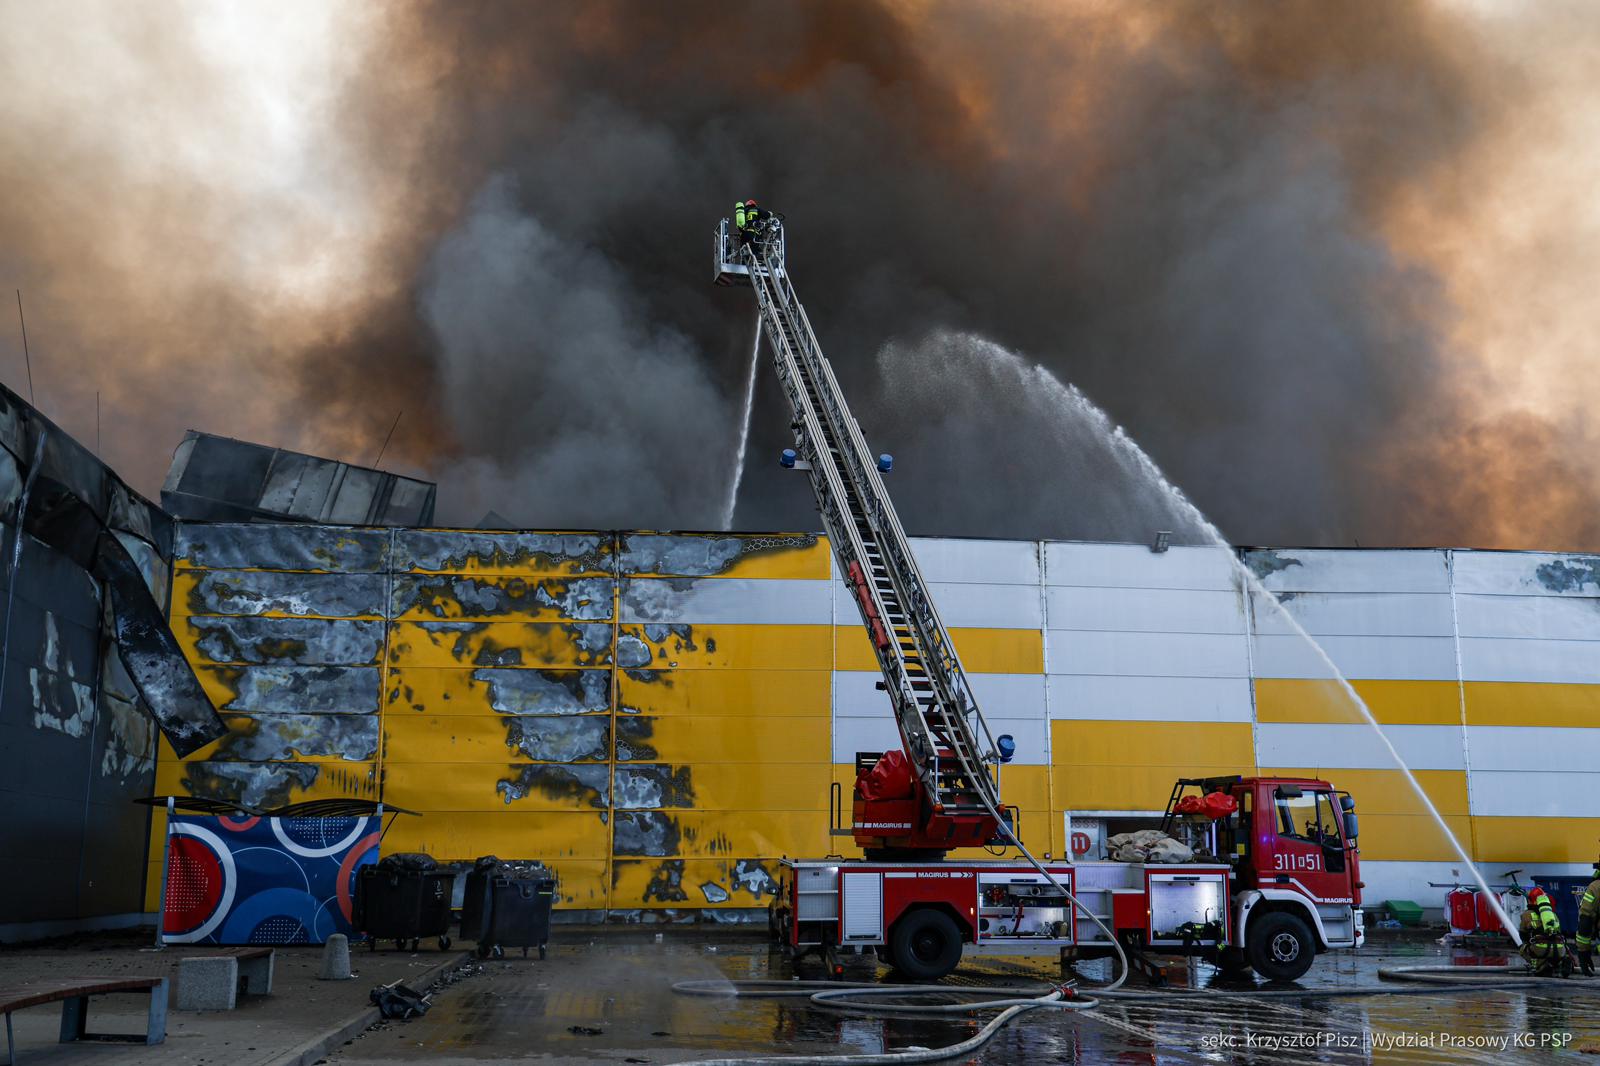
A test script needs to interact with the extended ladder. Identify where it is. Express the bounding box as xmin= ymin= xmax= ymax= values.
xmin=738 ymin=223 xmax=1004 ymax=819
